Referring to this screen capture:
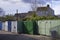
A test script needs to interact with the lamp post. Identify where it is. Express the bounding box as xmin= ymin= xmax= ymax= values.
xmin=16 ymin=9 xmax=18 ymax=21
